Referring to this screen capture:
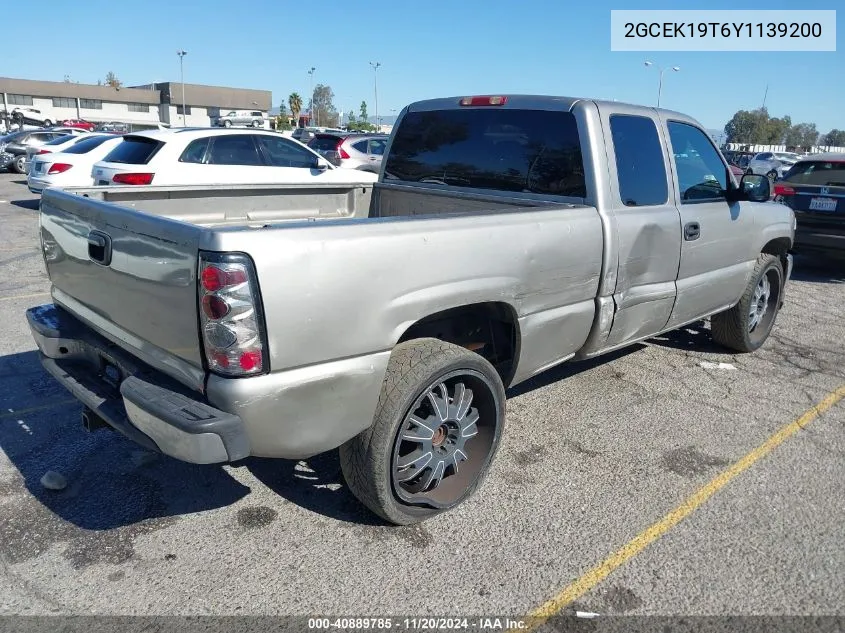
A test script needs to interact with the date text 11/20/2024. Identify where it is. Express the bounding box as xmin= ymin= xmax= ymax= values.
xmin=308 ymin=617 xmax=529 ymax=630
